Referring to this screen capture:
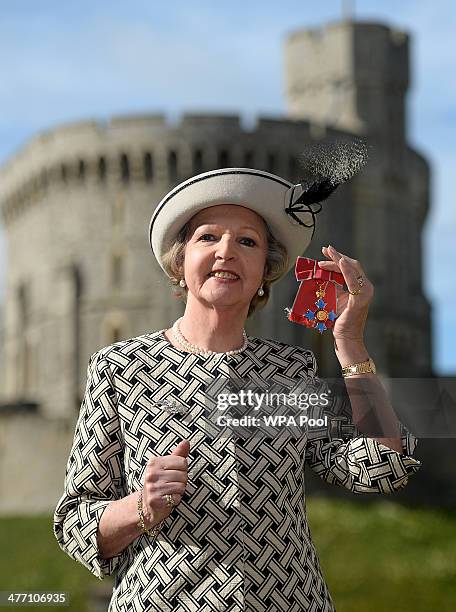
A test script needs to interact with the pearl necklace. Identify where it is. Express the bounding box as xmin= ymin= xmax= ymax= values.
xmin=171 ymin=317 xmax=248 ymax=356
